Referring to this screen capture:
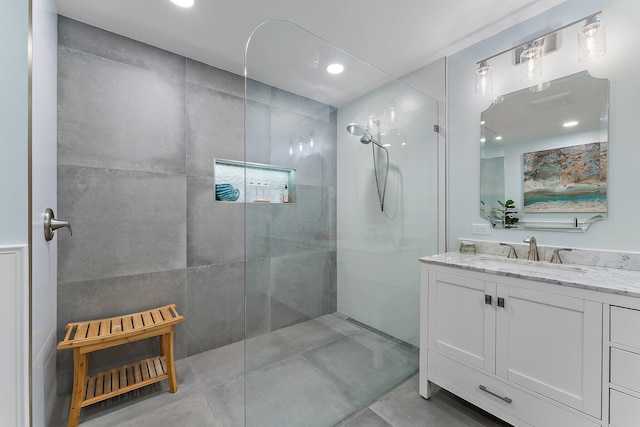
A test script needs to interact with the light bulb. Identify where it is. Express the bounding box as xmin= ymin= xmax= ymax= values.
xmin=579 ymin=16 xmax=606 ymax=62
xmin=475 ymin=61 xmax=492 ymax=96
xmin=520 ymin=42 xmax=542 ymax=82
